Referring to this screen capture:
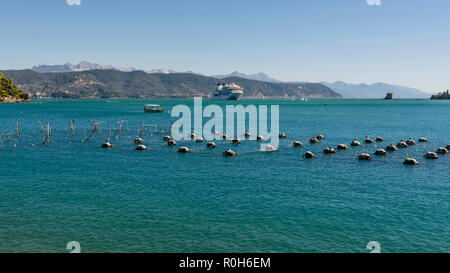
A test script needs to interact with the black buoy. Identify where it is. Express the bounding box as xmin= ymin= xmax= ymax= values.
xmin=358 ymin=153 xmax=371 ymax=160
xmin=351 ymin=139 xmax=361 ymax=146
xmin=257 ymin=135 xmax=264 ymax=141
xmin=446 ymin=144 xmax=450 ymax=150
xmin=223 ymin=148 xmax=236 ymax=157
xmin=206 ymin=142 xmax=216 ymax=149
xmin=386 ymin=144 xmax=397 ymax=151
xmin=397 ymin=141 xmax=408 ymax=148
xmin=337 ymin=144 xmax=349 ymax=150
xmin=244 ymin=131 xmax=251 ymax=137
xmin=424 ymin=152 xmax=439 ymax=159
xmin=163 ymin=136 xmax=172 ymax=141
xmin=195 ymin=137 xmax=204 ymax=143
xmin=232 ymin=138 xmax=241 ymax=144
xmin=178 ymin=146 xmax=190 ymax=153
xmin=375 ymin=137 xmax=384 ymax=142
xmin=406 ymin=138 xmax=416 ymax=145
xmin=135 ymin=145 xmax=147 ymax=150
xmin=364 ymin=136 xmax=374 ymax=144
xmin=101 ymin=141 xmax=113 ymax=148
xmin=190 ymin=132 xmax=196 ymax=139
xmin=436 ymin=147 xmax=448 ymax=154
xmin=316 ymin=133 xmax=324 ymax=140
xmin=309 ymin=137 xmax=319 ymax=144
xmin=323 ymin=147 xmax=336 ymax=154
xmin=293 ymin=141 xmax=303 ymax=147
xmin=134 ymin=137 xmax=144 ymax=144
xmin=418 ymin=137 xmax=429 ymax=143
xmin=221 ymin=134 xmax=228 ymax=140
xmin=167 ymin=139 xmax=177 ymax=146
xmin=303 ymin=151 xmax=315 ymax=158
xmin=403 ymin=158 xmax=419 ymax=165
xmin=374 ymin=149 xmax=387 ymax=156
xmin=279 ymin=133 xmax=287 ymax=139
